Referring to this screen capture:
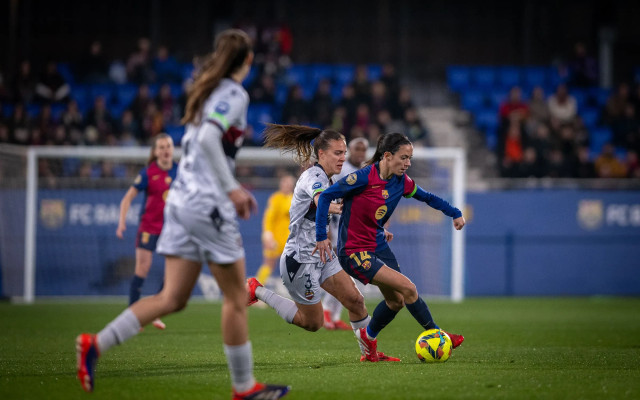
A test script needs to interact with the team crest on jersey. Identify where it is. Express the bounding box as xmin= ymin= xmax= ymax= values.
xmin=382 ymin=189 xmax=389 ymax=199
xmin=362 ymin=260 xmax=371 ymax=270
xmin=304 ymin=289 xmax=315 ymax=300
xmin=375 ymin=205 xmax=388 ymax=220
xmin=346 ymin=173 xmax=357 ymax=185
xmin=214 ymin=101 xmax=230 ymax=114
xmin=165 ymin=176 xmax=172 ymax=185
